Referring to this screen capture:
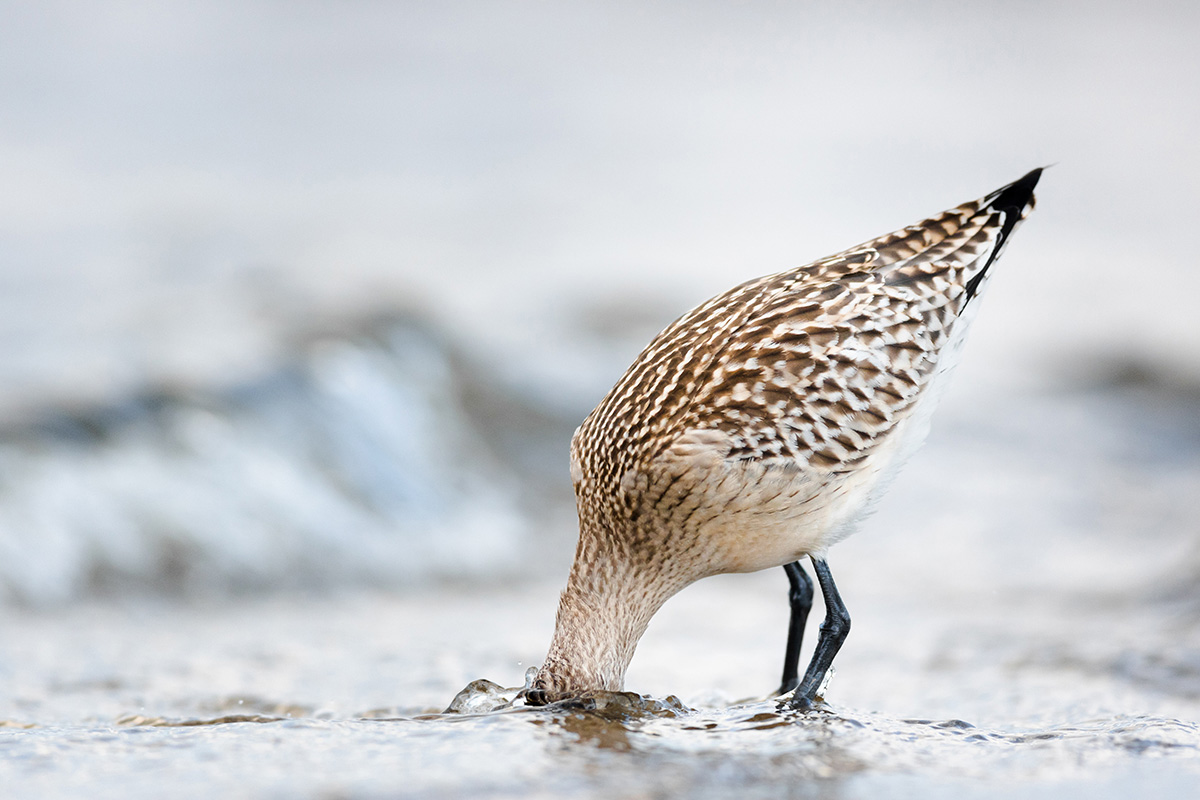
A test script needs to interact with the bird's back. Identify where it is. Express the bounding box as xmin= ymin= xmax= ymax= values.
xmin=568 ymin=170 xmax=1040 ymax=571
